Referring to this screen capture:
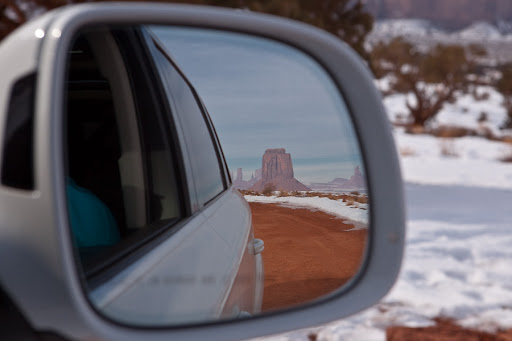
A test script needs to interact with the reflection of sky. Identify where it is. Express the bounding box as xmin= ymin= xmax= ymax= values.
xmin=151 ymin=26 xmax=364 ymax=184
